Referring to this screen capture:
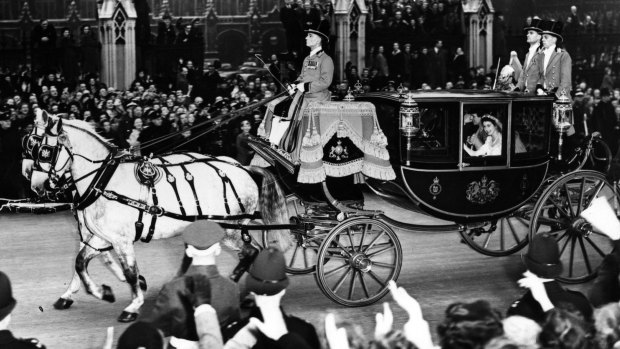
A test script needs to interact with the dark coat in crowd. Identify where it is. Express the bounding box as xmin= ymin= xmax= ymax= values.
xmin=148 ymin=265 xmax=240 ymax=341
xmin=31 ymin=22 xmax=57 ymax=72
xmin=157 ymin=22 xmax=177 ymax=46
xmin=388 ymin=49 xmax=404 ymax=81
xmin=428 ymin=46 xmax=448 ymax=88
xmin=300 ymin=7 xmax=321 ymax=30
xmin=280 ymin=4 xmax=303 ymax=54
xmin=592 ymin=99 xmax=618 ymax=155
xmin=0 ymin=331 xmax=46 ymax=349
xmin=58 ymin=34 xmax=79 ymax=86
xmin=201 ymin=69 xmax=223 ymax=104
xmin=0 ymin=121 xmax=23 ymax=199
xmin=589 ymin=240 xmax=620 ymax=307
xmin=79 ymin=29 xmax=100 ymax=75
xmin=507 ymin=281 xmax=593 ymax=323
